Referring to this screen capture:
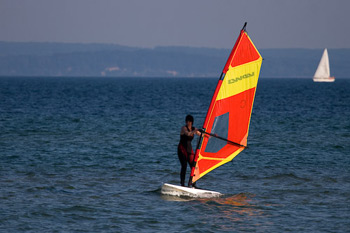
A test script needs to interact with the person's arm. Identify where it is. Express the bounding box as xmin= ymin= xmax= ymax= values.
xmin=194 ymin=127 xmax=201 ymax=136
xmin=181 ymin=126 xmax=195 ymax=136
